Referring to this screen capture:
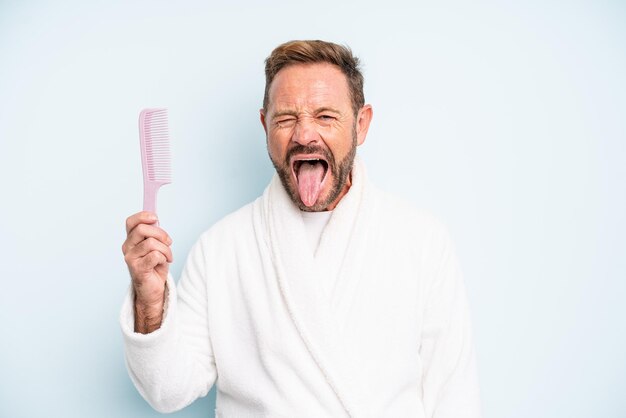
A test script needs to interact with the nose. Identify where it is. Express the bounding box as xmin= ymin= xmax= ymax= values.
xmin=291 ymin=118 xmax=319 ymax=146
